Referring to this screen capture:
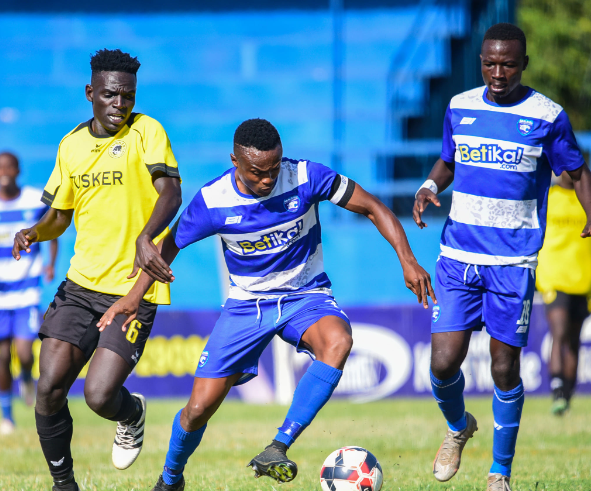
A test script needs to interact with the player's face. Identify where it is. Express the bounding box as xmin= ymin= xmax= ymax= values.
xmin=231 ymin=144 xmax=283 ymax=197
xmin=0 ymin=154 xmax=19 ymax=190
xmin=85 ymin=71 xmax=137 ymax=136
xmin=480 ymin=39 xmax=528 ymax=102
